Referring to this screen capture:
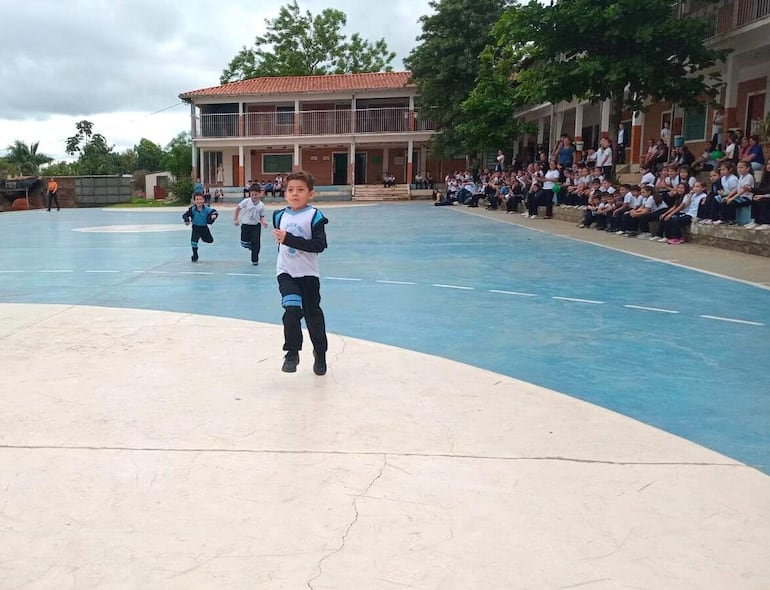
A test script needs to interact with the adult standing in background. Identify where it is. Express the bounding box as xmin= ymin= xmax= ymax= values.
xmin=46 ymin=178 xmax=59 ymax=211
xmin=495 ymin=150 xmax=505 ymax=173
xmin=596 ymin=137 xmax=614 ymax=181
xmin=216 ymin=164 xmax=225 ymax=187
